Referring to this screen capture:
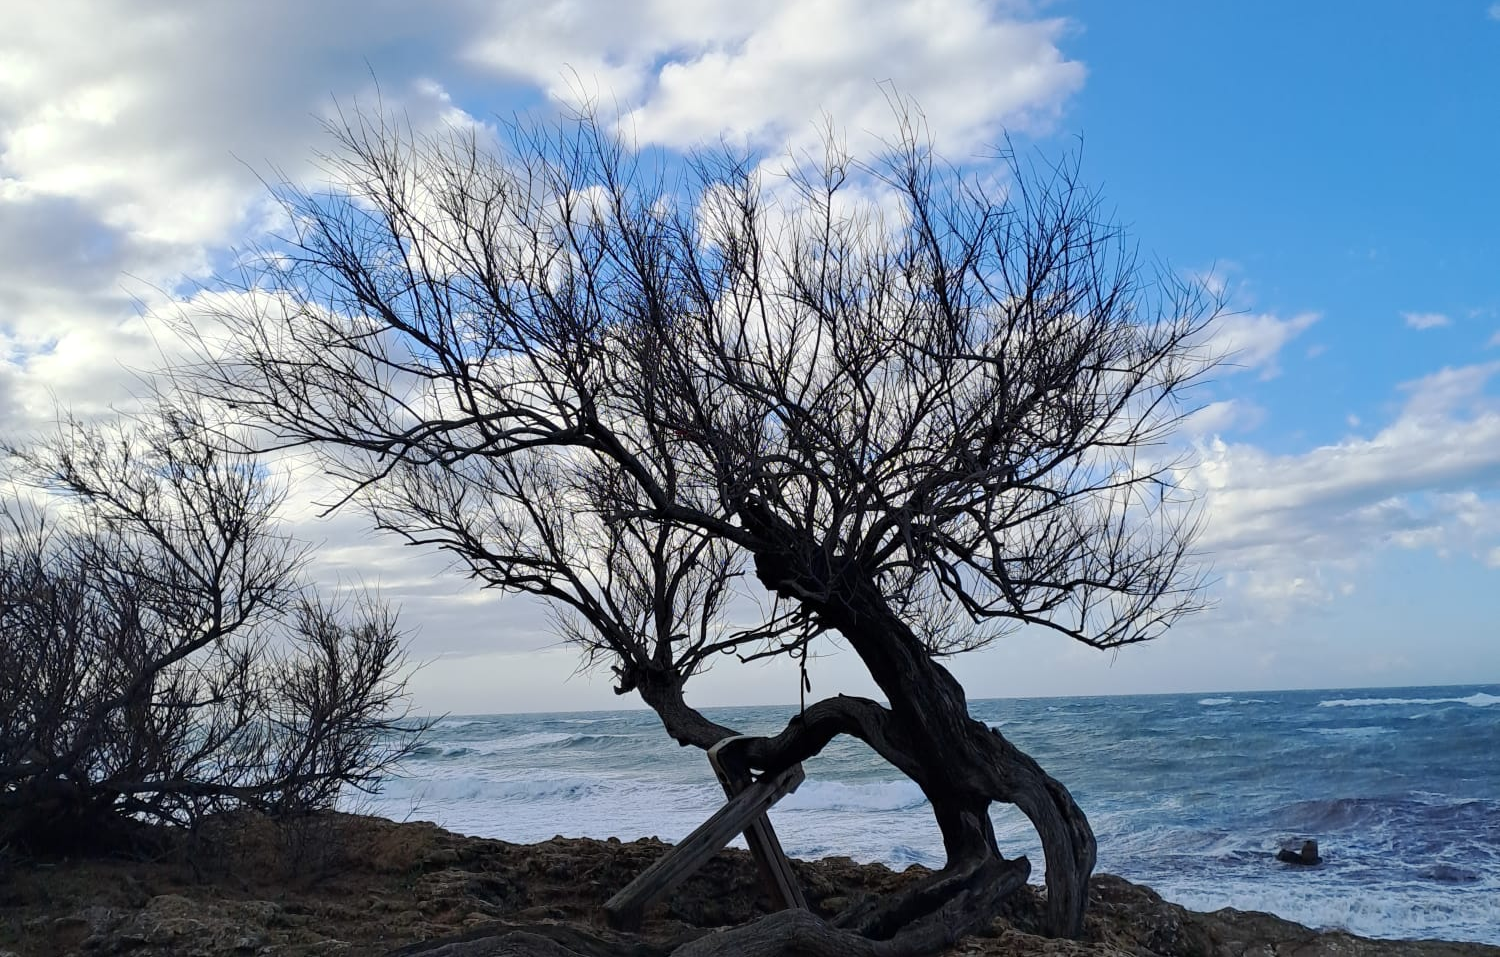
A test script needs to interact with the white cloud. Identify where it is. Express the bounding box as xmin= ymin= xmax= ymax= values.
xmin=1 ymin=1 xmax=1087 ymax=433
xmin=1490 ymin=2 xmax=1500 ymax=21
xmin=1488 ymin=330 xmax=1500 ymax=348
xmin=1182 ymin=360 xmax=1500 ymax=611
xmin=1397 ymin=360 xmax=1500 ymax=419
xmin=0 ymin=3 xmax=475 ymax=250
xmin=0 ymin=2 xmax=491 ymax=428
xmin=465 ymin=0 xmax=1085 ymax=155
xmin=1209 ymin=311 xmax=1319 ymax=378
xmin=1402 ymin=310 xmax=1451 ymax=330
xmin=1188 ymin=266 xmax=1233 ymax=300
xmin=1182 ymin=399 xmax=1264 ymax=438
xmin=0 ymin=1 xmax=1093 ymax=713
